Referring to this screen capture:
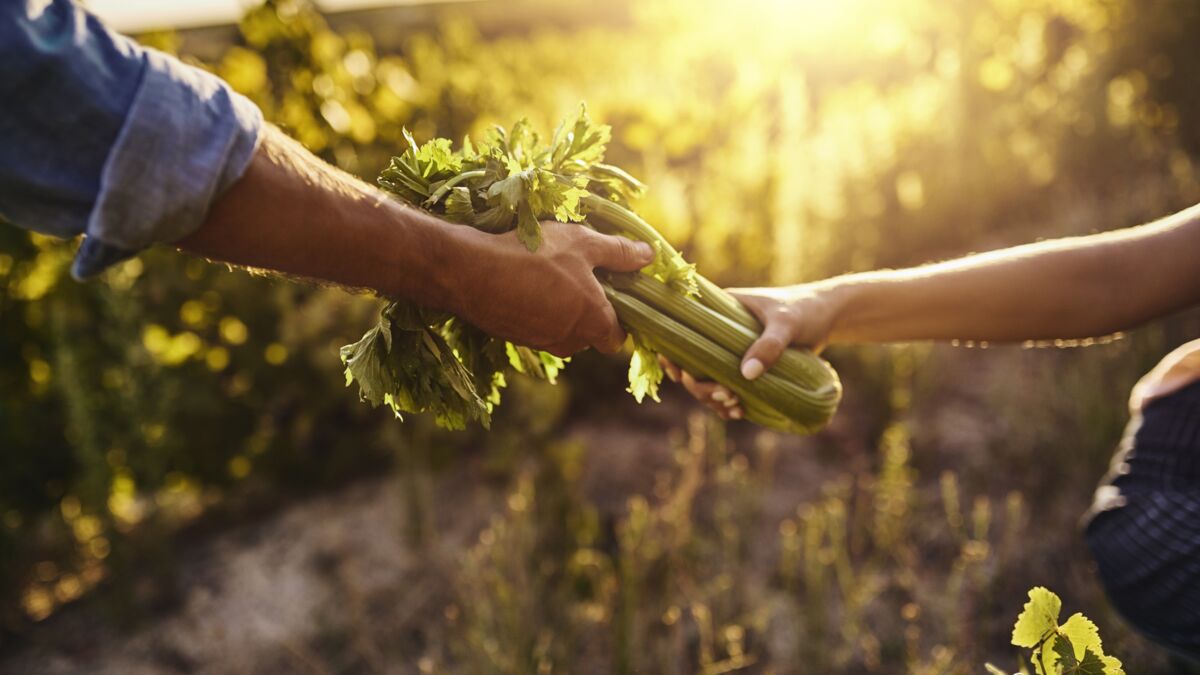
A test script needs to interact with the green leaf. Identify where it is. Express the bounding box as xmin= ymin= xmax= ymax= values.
xmin=415 ymin=137 xmax=462 ymax=177
xmin=505 ymin=343 xmax=566 ymax=382
xmin=592 ymin=162 xmax=645 ymax=196
xmin=401 ymin=127 xmax=421 ymax=155
xmin=1012 ymin=587 xmax=1062 ymax=649
xmin=383 ymin=322 xmax=491 ymax=431
xmin=587 ymin=162 xmax=646 ymax=205
xmin=378 ymin=155 xmax=431 ymax=204
xmin=444 ymin=186 xmax=475 ymax=224
xmin=552 ymin=103 xmax=611 ymax=169
xmin=539 ymin=350 xmax=566 ymax=383
xmin=421 ymin=330 xmax=478 ymax=405
xmin=487 ymin=171 xmax=525 ymax=211
xmin=516 ymin=200 xmax=541 ymax=251
xmin=526 ymin=169 xmax=588 ymax=223
xmin=385 ymin=300 xmax=438 ymax=331
xmin=1099 ymin=655 xmax=1124 ymax=675
xmin=440 ymin=320 xmax=508 ymax=409
xmin=473 ymin=204 xmax=514 ymax=233
xmin=505 ymin=118 xmax=539 ymax=166
xmin=645 ymin=240 xmax=698 ymax=296
xmin=338 ymin=302 xmax=495 ymax=431
xmin=340 ymin=321 xmax=395 ymax=408
xmin=1059 ymin=613 xmax=1103 ymax=665
xmin=627 ymin=335 xmax=662 ymax=403
xmin=1052 ymin=637 xmax=1108 ymax=675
